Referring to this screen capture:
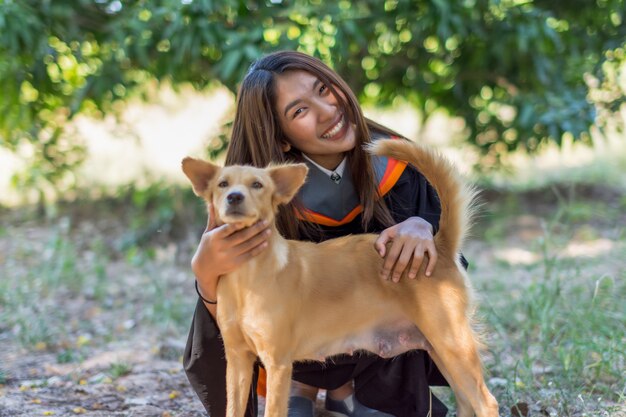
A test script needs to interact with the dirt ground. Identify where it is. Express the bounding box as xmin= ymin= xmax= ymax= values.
xmin=0 ymin=311 xmax=204 ymax=416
